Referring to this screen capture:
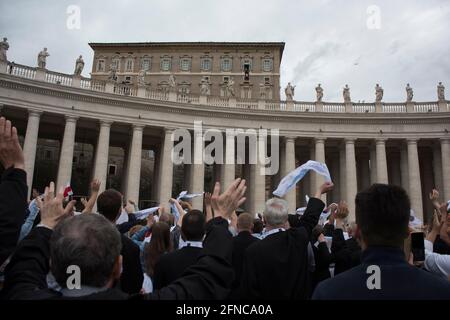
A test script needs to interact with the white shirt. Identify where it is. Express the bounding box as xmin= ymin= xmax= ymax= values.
xmin=179 ymin=240 xmax=203 ymax=249
xmin=142 ymin=273 xmax=153 ymax=293
xmin=424 ymin=239 xmax=450 ymax=280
